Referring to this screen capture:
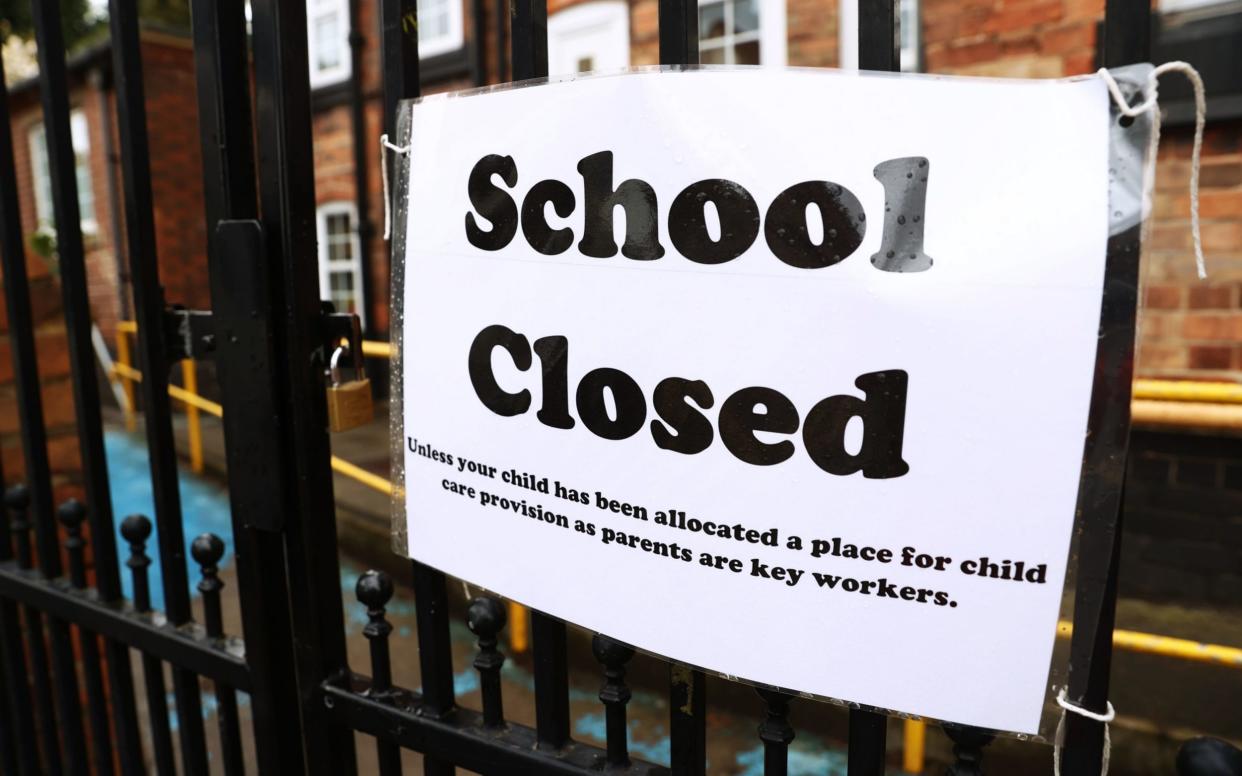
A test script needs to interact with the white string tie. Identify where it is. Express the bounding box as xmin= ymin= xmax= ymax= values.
xmin=1098 ymin=62 xmax=1207 ymax=279
xmin=381 ymin=133 xmax=411 ymax=241
xmin=1052 ymin=687 xmax=1116 ymax=776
